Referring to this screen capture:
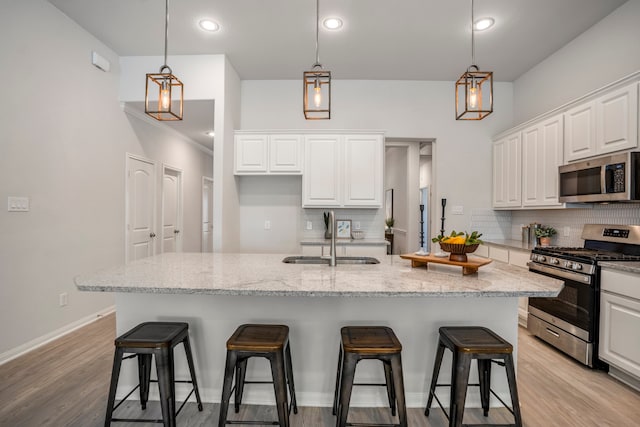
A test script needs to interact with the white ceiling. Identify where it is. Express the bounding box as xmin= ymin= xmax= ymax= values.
xmin=49 ymin=0 xmax=627 ymax=149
